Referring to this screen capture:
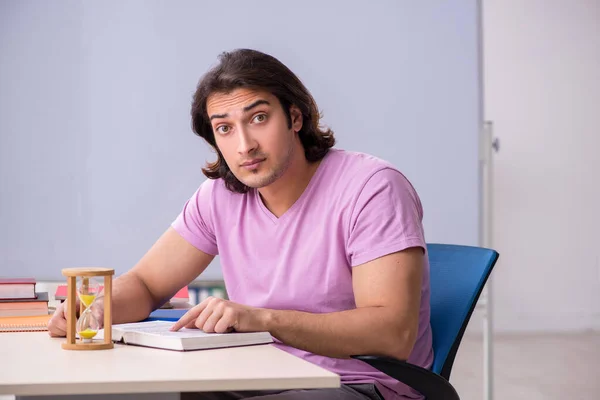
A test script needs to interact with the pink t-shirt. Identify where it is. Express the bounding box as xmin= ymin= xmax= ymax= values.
xmin=172 ymin=149 xmax=433 ymax=399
